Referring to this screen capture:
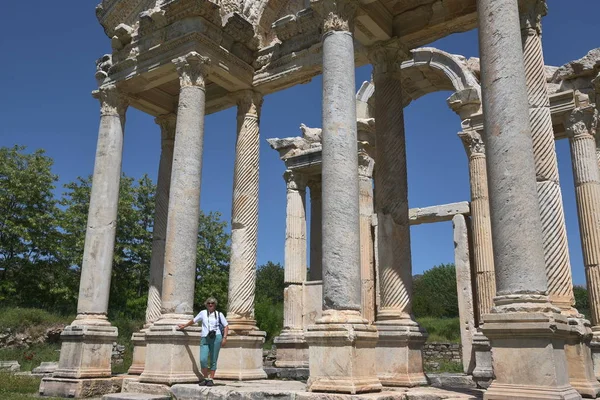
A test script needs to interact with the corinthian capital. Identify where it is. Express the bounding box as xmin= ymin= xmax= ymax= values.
xmin=172 ymin=52 xmax=210 ymax=89
xmin=458 ymin=130 xmax=486 ymax=156
xmin=155 ymin=114 xmax=177 ymax=144
xmin=284 ymin=170 xmax=307 ymax=191
xmin=368 ymin=39 xmax=409 ymax=76
xmin=235 ymin=90 xmax=263 ymax=119
xmin=92 ymin=85 xmax=129 ymax=117
xmin=565 ymin=106 xmax=599 ymax=140
xmin=519 ymin=0 xmax=547 ymax=34
xmin=311 ymin=0 xmax=359 ymax=33
xmin=358 ymin=152 xmax=375 ymax=178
